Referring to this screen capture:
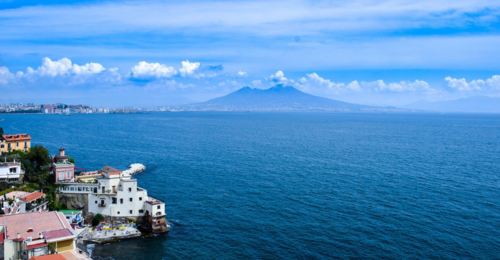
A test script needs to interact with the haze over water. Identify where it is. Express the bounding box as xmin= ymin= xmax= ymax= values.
xmin=2 ymin=112 xmax=499 ymax=259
